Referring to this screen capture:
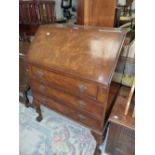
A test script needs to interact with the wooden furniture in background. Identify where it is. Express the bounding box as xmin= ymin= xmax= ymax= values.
xmin=26 ymin=24 xmax=126 ymax=154
xmin=77 ymin=0 xmax=116 ymax=27
xmin=77 ymin=0 xmax=135 ymax=28
xmin=19 ymin=39 xmax=31 ymax=107
xmin=105 ymin=86 xmax=135 ymax=155
xmin=19 ymin=0 xmax=55 ymax=36
xmin=77 ymin=0 xmax=84 ymax=25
